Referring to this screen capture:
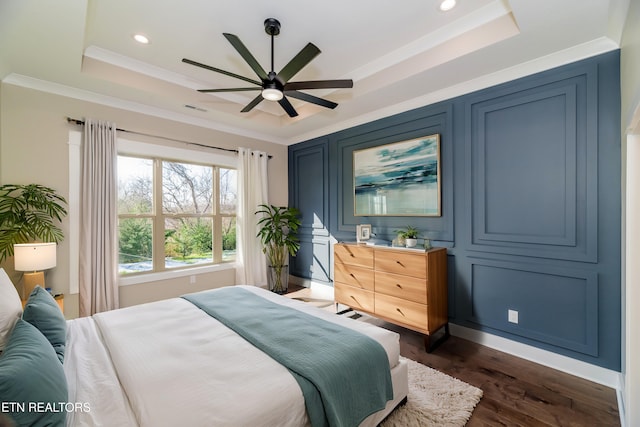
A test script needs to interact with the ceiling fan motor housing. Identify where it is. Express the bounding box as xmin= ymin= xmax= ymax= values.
xmin=264 ymin=18 xmax=281 ymax=36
